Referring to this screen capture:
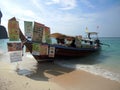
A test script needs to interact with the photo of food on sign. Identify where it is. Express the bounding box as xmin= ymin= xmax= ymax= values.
xmin=7 ymin=42 xmax=22 ymax=51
